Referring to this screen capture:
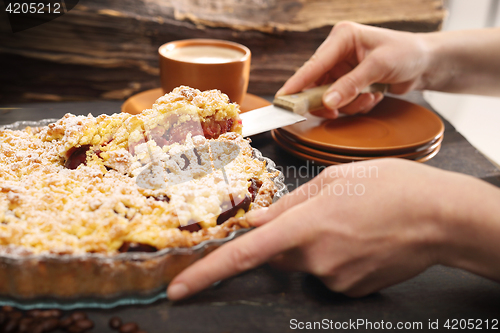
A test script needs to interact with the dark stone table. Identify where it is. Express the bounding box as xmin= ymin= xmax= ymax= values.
xmin=1 ymin=93 xmax=499 ymax=332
